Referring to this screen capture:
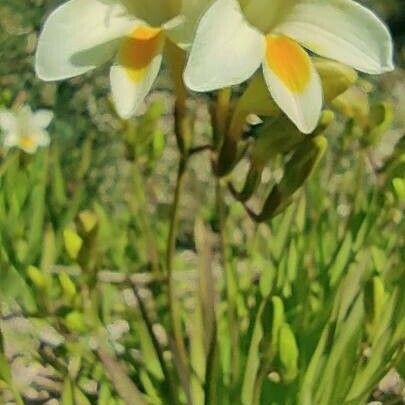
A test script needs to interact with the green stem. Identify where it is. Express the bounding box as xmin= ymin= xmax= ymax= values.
xmin=204 ymin=320 xmax=218 ymax=405
xmin=165 ymin=40 xmax=193 ymax=403
xmin=216 ymin=180 xmax=239 ymax=389
xmin=166 ymin=156 xmax=191 ymax=403
xmin=215 ymin=88 xmax=232 ymax=143
xmin=212 ymin=88 xmax=239 ymax=389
